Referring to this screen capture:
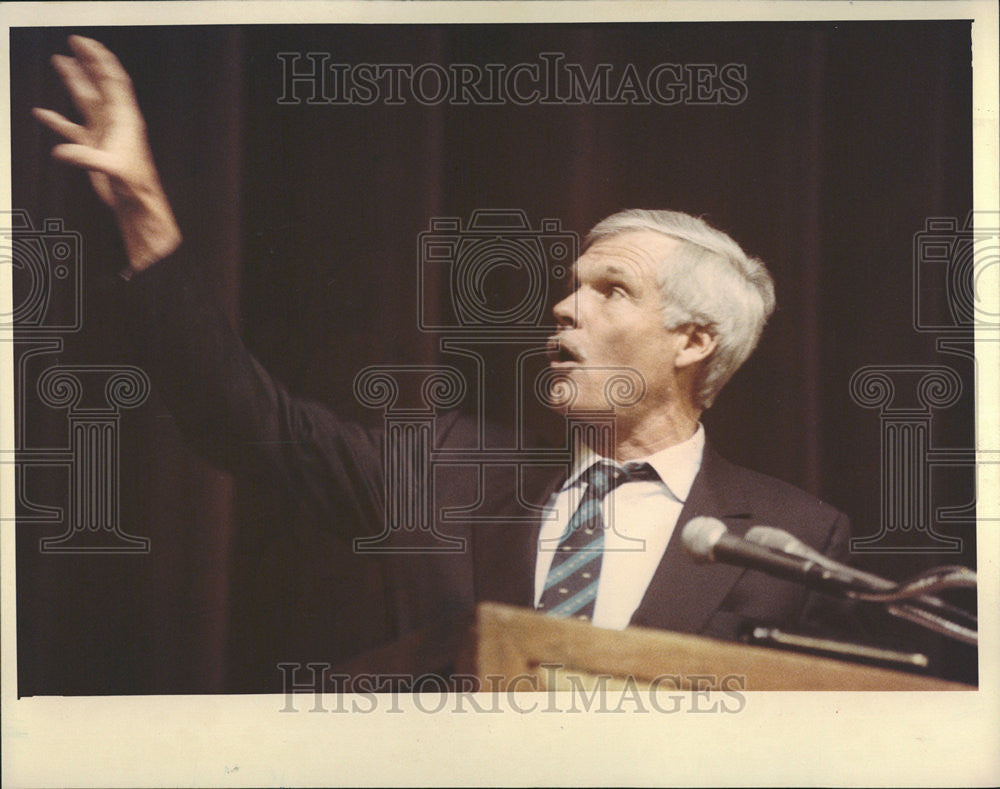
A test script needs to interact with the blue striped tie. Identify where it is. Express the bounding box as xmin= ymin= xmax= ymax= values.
xmin=537 ymin=459 xmax=658 ymax=621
